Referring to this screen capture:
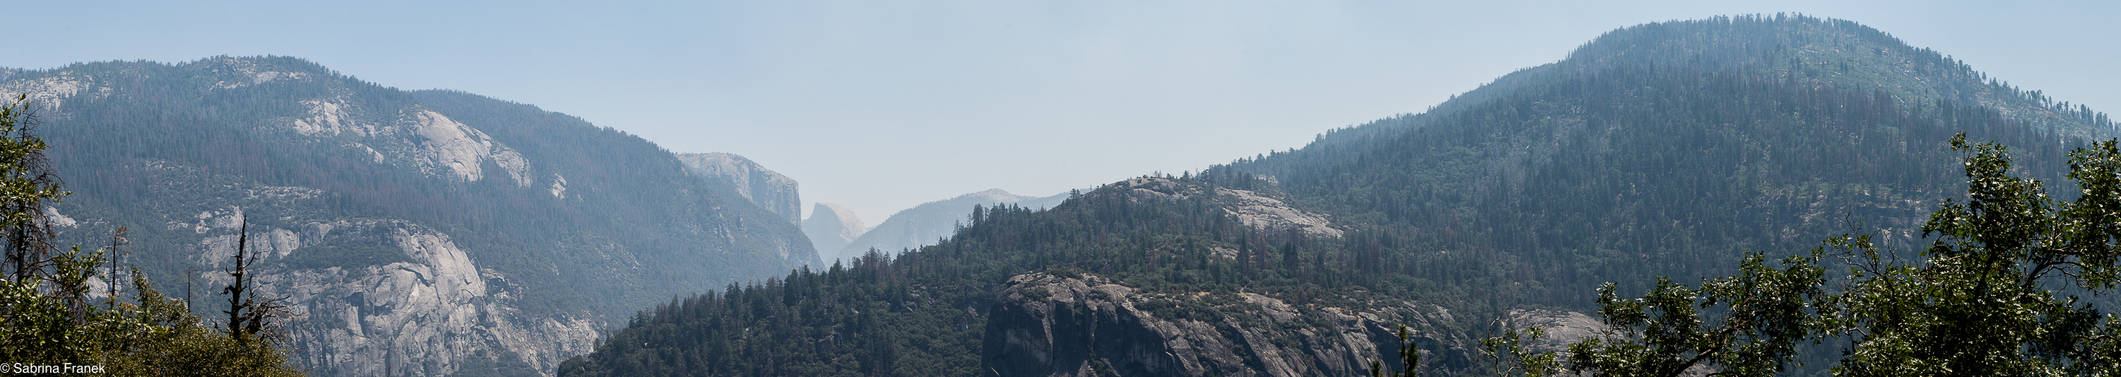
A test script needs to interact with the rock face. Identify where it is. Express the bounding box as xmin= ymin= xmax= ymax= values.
xmin=70 ymin=179 xmax=610 ymax=377
xmin=186 ymin=213 xmax=600 ymax=376
xmin=1111 ymin=177 xmax=1342 ymax=238
xmin=0 ymin=70 xmax=106 ymax=111
xmin=677 ymin=152 xmax=802 ymax=223
xmin=983 ymin=273 xmax=1475 ymax=377
xmin=841 ymin=189 xmax=1068 ymax=258
xmin=288 ymin=99 xmax=534 ymax=186
xmin=801 ymin=202 xmax=865 ymax=260
xmin=1504 ymin=309 xmax=1608 ymax=352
